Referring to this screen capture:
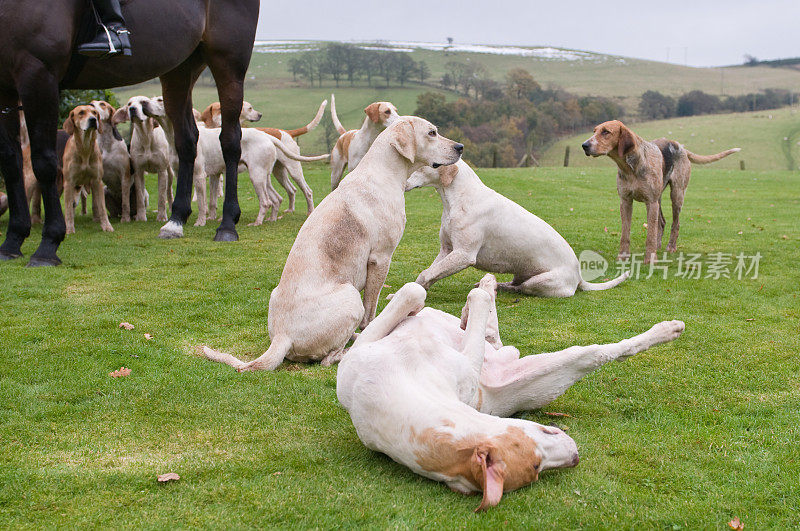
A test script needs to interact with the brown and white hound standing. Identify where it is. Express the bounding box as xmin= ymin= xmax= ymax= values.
xmin=582 ymin=120 xmax=740 ymax=262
